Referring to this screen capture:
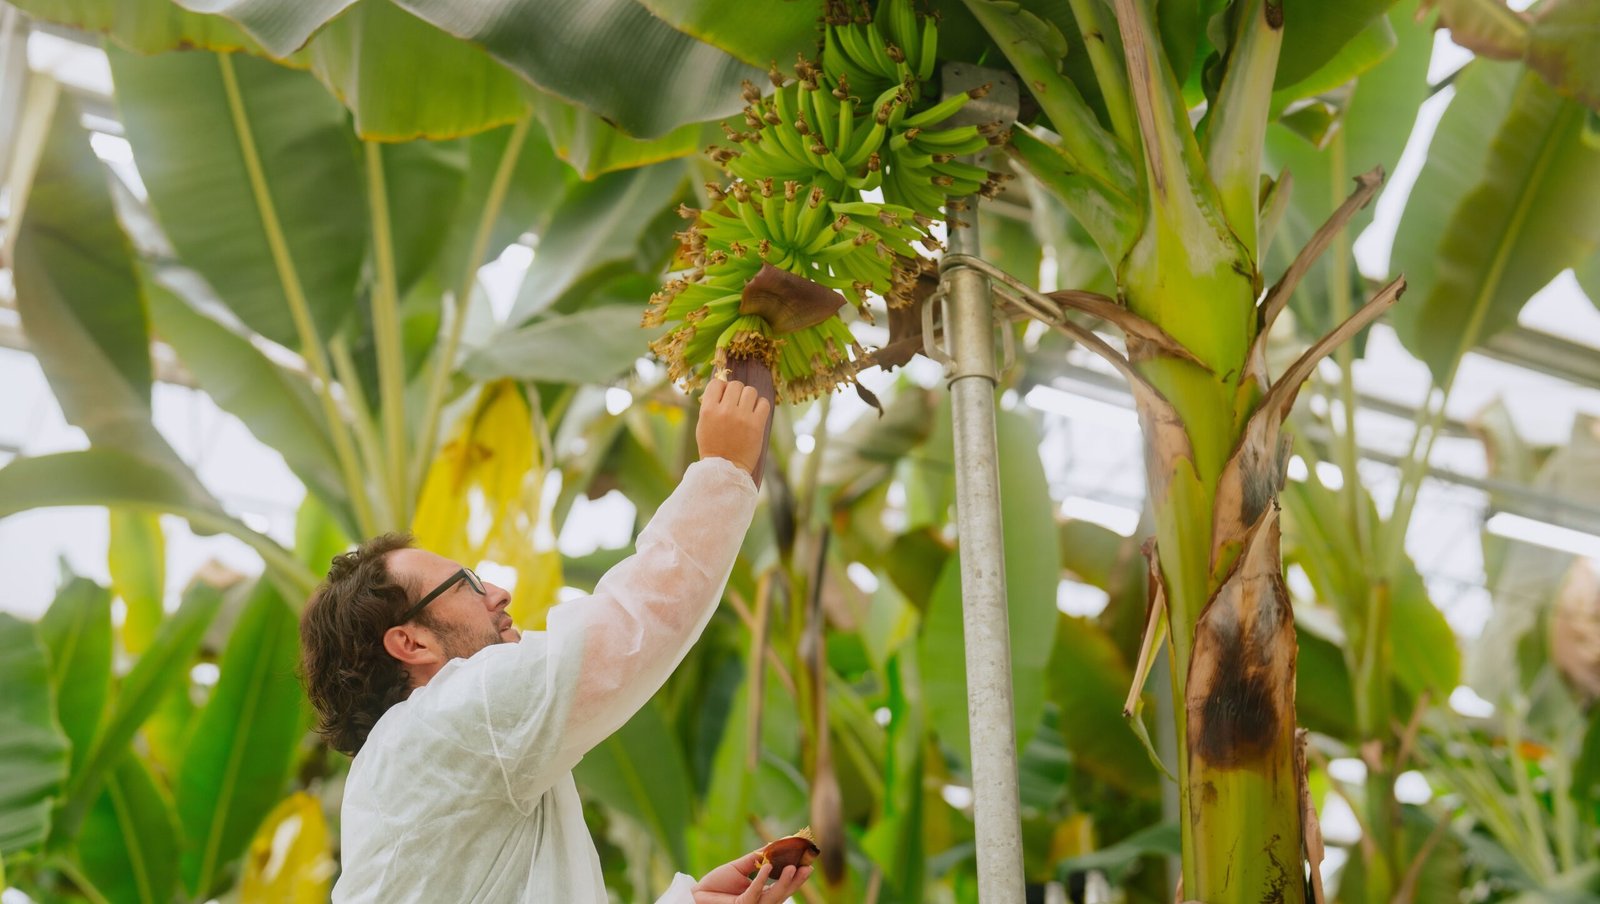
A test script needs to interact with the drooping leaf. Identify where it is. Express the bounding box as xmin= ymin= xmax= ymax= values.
xmin=0 ymin=450 xmax=313 ymax=598
xmin=168 ymin=0 xmax=356 ymax=56
xmin=637 ymin=0 xmax=823 ymax=70
xmin=238 ymin=792 xmax=335 ymax=903
xmin=391 ymin=0 xmax=762 ymax=139
xmin=920 ymin=408 xmax=1061 ymax=764
xmin=307 ymin=0 xmax=527 ymax=141
xmin=12 ymin=88 xmax=177 ymax=469
xmin=573 ymin=698 xmax=694 ymax=868
xmin=507 ymin=161 xmax=687 ymax=324
xmin=528 ymin=90 xmax=706 ymax=180
xmin=143 ymin=273 xmax=355 ymax=536
xmin=76 ymin=756 xmax=182 ymax=904
xmin=108 ymin=511 xmax=165 ymax=656
xmin=1275 ymin=0 xmax=1398 ymax=87
xmin=1390 ymin=61 xmax=1600 ymax=382
xmin=464 ymin=306 xmax=666 ymax=384
xmin=1269 ymin=13 xmax=1398 ymax=115
xmin=1428 ymin=0 xmax=1530 ymax=60
xmin=37 ymin=578 xmax=113 ymax=781
xmin=175 ymin=579 xmax=308 ymax=899
xmin=109 ymin=47 xmax=364 ymax=351
xmin=1527 ymin=0 xmax=1600 ymax=111
xmin=0 ymin=614 xmax=70 ymax=854
xmin=6 ymin=0 xmax=262 ymax=55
